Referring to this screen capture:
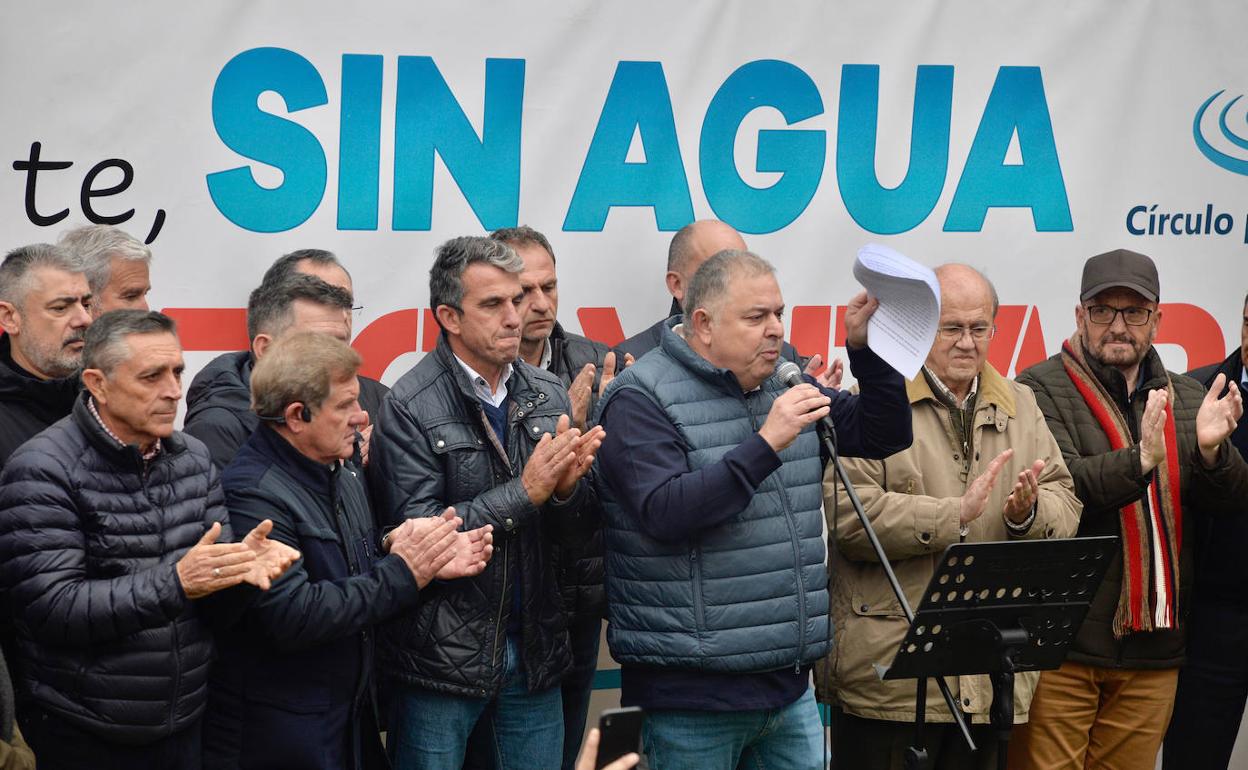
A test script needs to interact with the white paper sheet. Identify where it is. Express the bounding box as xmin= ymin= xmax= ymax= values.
xmin=852 ymin=244 xmax=941 ymax=379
